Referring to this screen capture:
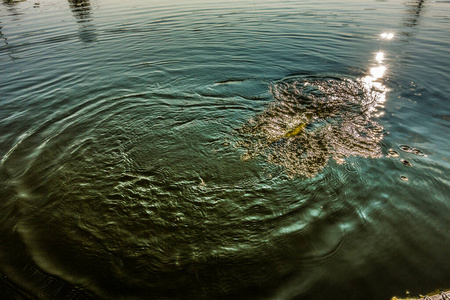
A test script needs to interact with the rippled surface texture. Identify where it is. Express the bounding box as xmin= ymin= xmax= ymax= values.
xmin=1 ymin=0 xmax=449 ymax=299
